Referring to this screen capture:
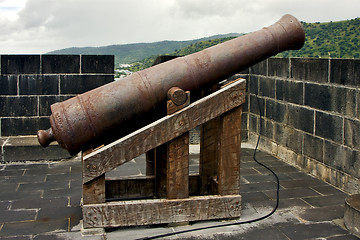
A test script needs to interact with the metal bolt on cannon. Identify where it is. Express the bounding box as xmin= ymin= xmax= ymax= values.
xmin=37 ymin=14 xmax=305 ymax=154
